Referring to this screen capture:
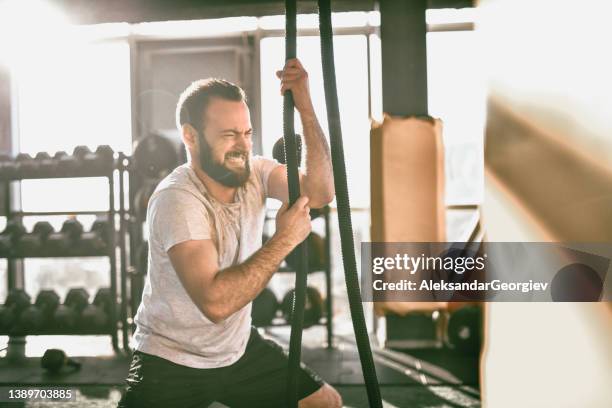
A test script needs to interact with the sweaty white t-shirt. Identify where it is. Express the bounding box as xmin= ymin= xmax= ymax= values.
xmin=132 ymin=156 xmax=280 ymax=368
